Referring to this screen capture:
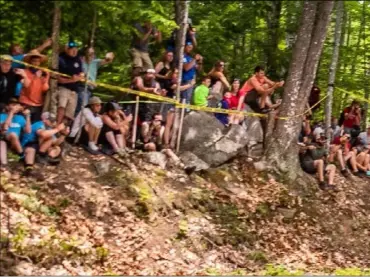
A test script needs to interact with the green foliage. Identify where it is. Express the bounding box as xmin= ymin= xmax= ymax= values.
xmin=263 ymin=264 xmax=304 ymax=276
xmin=334 ymin=267 xmax=370 ymax=276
